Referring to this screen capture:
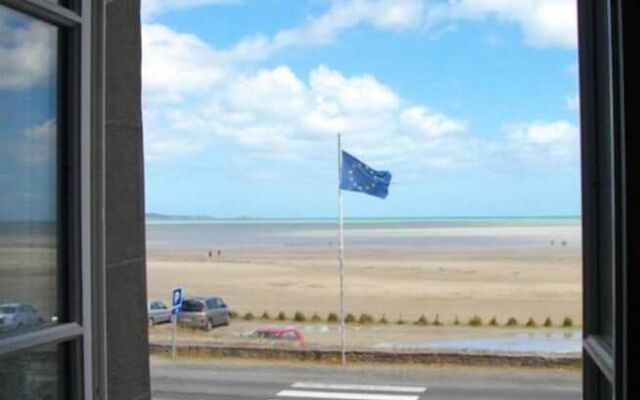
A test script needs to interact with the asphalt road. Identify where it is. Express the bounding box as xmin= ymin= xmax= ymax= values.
xmin=150 ymin=357 xmax=581 ymax=400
